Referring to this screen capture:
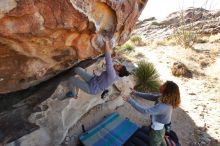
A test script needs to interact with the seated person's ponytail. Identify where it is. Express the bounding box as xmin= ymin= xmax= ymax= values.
xmin=118 ymin=66 xmax=130 ymax=77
